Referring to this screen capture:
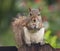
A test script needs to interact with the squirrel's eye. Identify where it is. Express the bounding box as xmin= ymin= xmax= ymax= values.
xmin=30 ymin=13 xmax=32 ymax=16
xmin=38 ymin=14 xmax=40 ymax=16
